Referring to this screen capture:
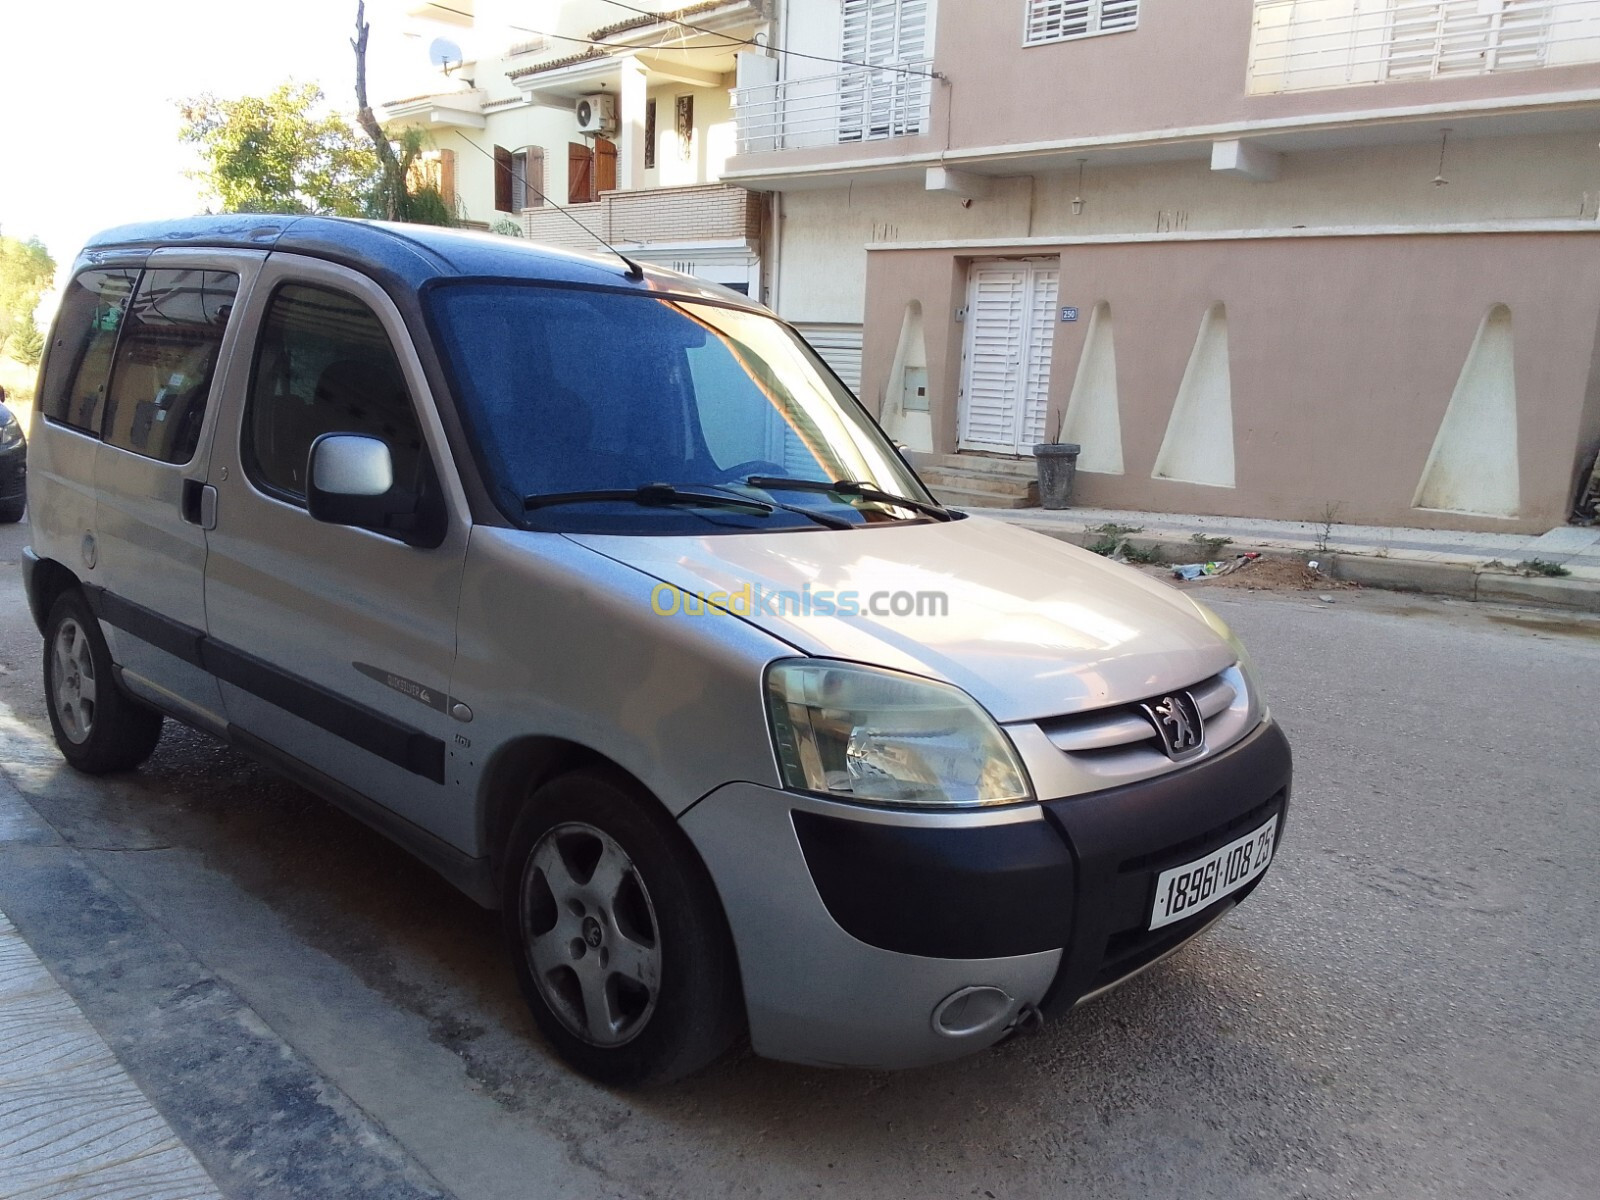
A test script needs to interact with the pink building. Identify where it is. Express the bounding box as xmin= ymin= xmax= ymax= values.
xmin=724 ymin=1 xmax=1600 ymax=531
